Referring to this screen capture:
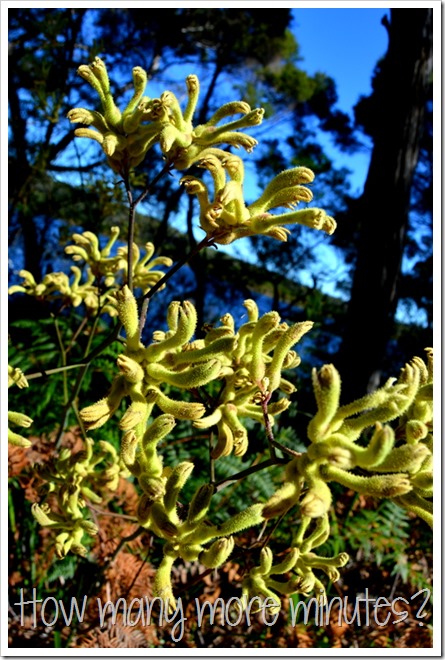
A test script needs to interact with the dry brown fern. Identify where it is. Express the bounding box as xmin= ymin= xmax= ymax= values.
xmin=74 ymin=620 xmax=151 ymax=648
